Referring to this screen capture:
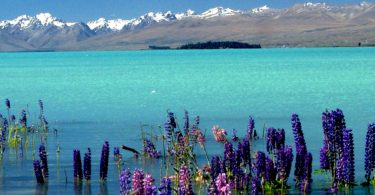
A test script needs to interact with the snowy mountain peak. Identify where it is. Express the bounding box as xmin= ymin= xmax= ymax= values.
xmin=175 ymin=9 xmax=195 ymax=20
xmin=140 ymin=11 xmax=176 ymax=22
xmin=360 ymin=1 xmax=371 ymax=7
xmin=35 ymin=12 xmax=66 ymax=27
xmin=7 ymin=15 xmax=34 ymax=27
xmin=87 ymin=17 xmax=131 ymax=31
xmin=35 ymin=13 xmax=55 ymax=25
xmin=200 ymin=7 xmax=241 ymax=19
xmin=303 ymin=2 xmax=328 ymax=8
xmin=252 ymin=5 xmax=270 ymax=13
xmin=0 ymin=13 xmax=71 ymax=29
